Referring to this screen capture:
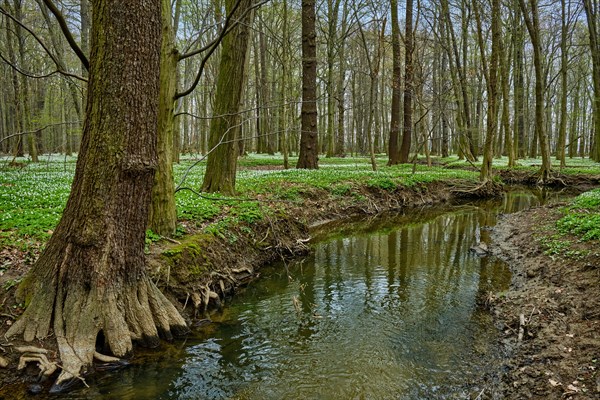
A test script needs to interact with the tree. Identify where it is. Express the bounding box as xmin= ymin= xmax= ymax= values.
xmin=398 ymin=0 xmax=414 ymax=163
xmin=387 ymin=0 xmax=401 ymax=165
xmin=297 ymin=0 xmax=318 ymax=169
xmin=149 ymin=0 xmax=179 ymax=236
xmin=201 ymin=0 xmax=254 ymax=194
xmin=518 ymin=0 xmax=552 ymax=182
xmin=583 ymin=0 xmax=600 ymax=161
xmin=473 ymin=0 xmax=500 ymax=181
xmin=7 ymin=0 xmax=188 ymax=390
